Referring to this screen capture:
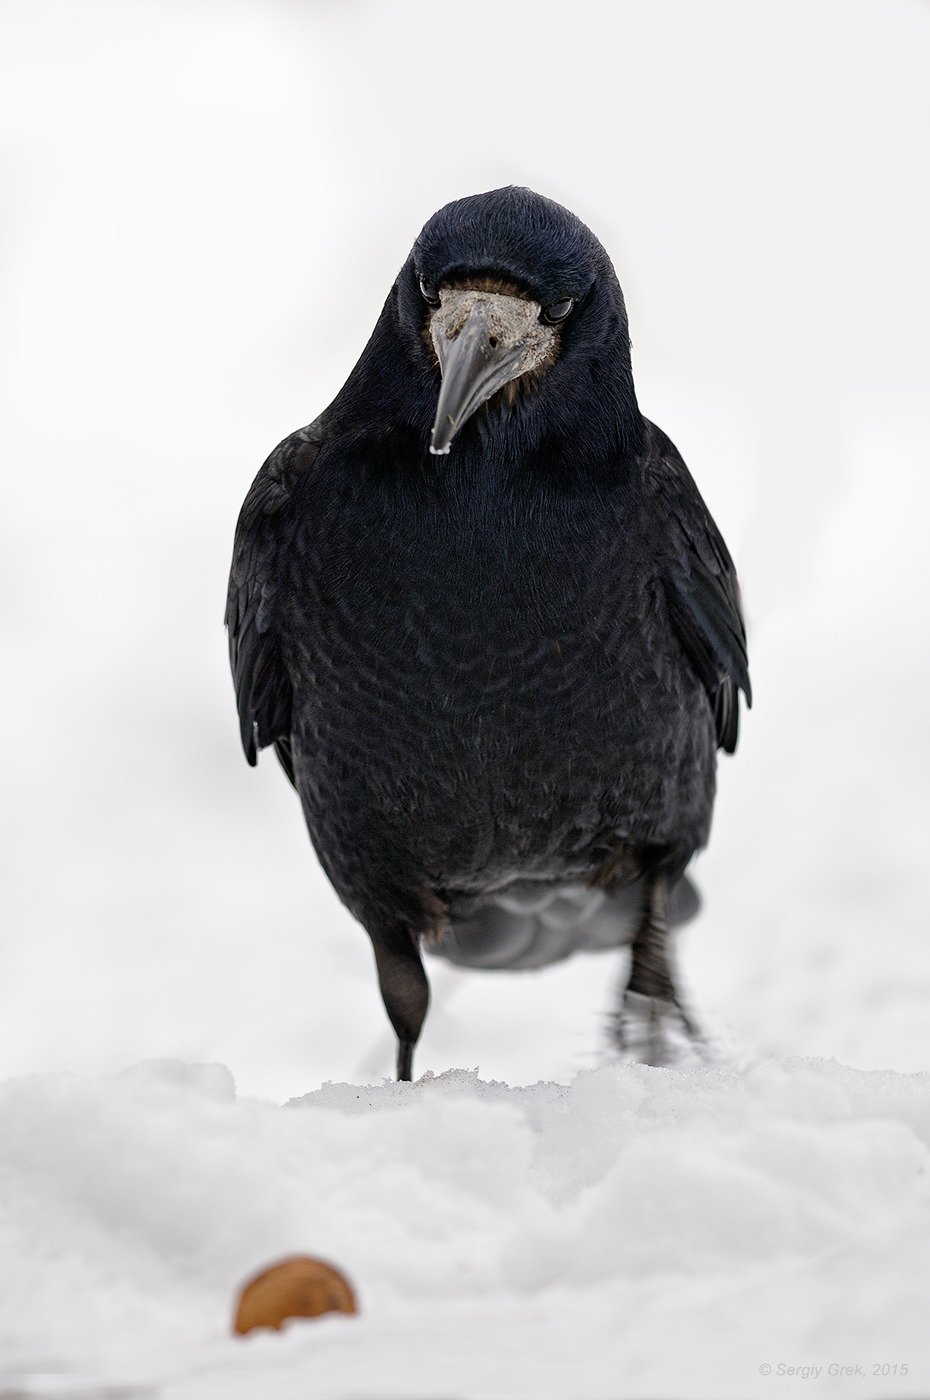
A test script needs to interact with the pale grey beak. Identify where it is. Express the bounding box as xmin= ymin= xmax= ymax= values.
xmin=428 ymin=289 xmax=555 ymax=455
